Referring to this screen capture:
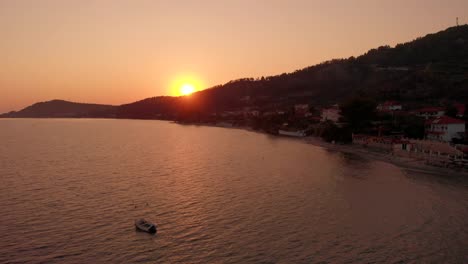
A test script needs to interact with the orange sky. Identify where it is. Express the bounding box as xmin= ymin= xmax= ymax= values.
xmin=1 ymin=0 xmax=467 ymax=113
